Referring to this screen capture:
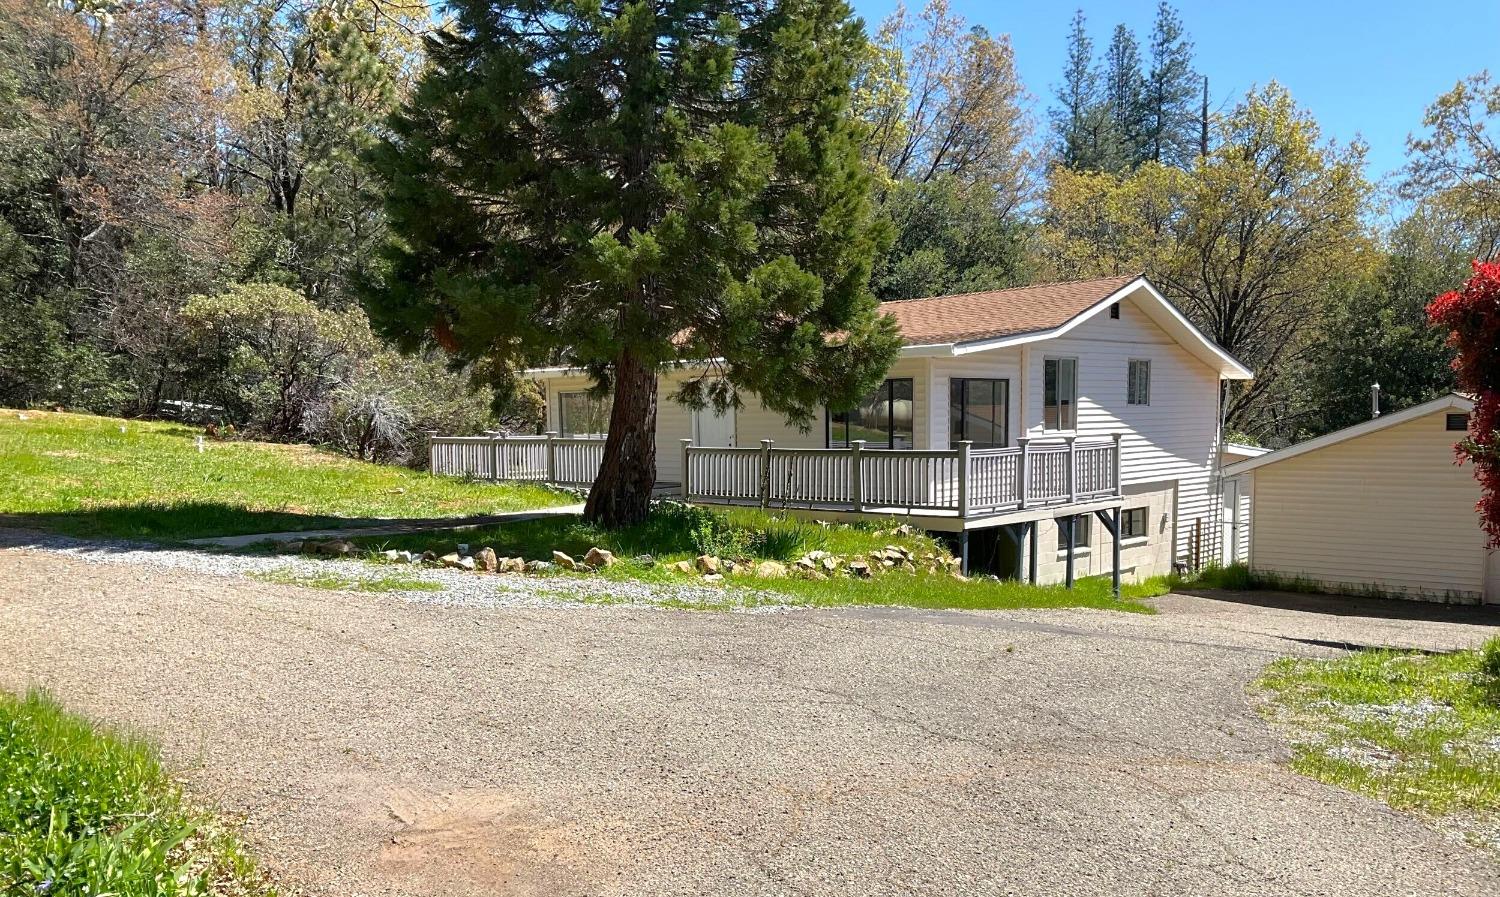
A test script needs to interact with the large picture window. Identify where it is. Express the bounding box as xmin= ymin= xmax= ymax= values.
xmin=558 ymin=391 xmax=611 ymax=437
xmin=950 ymin=378 xmax=1008 ymax=449
xmin=829 ymin=378 xmax=914 ymax=449
xmin=1044 ymin=358 xmax=1077 ymax=430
